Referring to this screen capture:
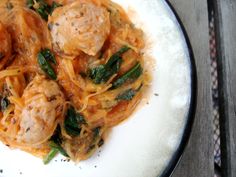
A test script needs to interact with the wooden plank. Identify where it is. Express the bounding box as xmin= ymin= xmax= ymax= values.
xmin=167 ymin=0 xmax=214 ymax=176
xmin=213 ymin=1 xmax=236 ymax=177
